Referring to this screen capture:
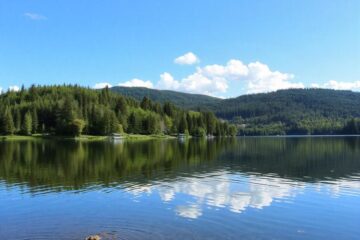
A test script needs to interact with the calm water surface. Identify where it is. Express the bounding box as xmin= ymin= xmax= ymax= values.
xmin=1 ymin=137 xmax=360 ymax=239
